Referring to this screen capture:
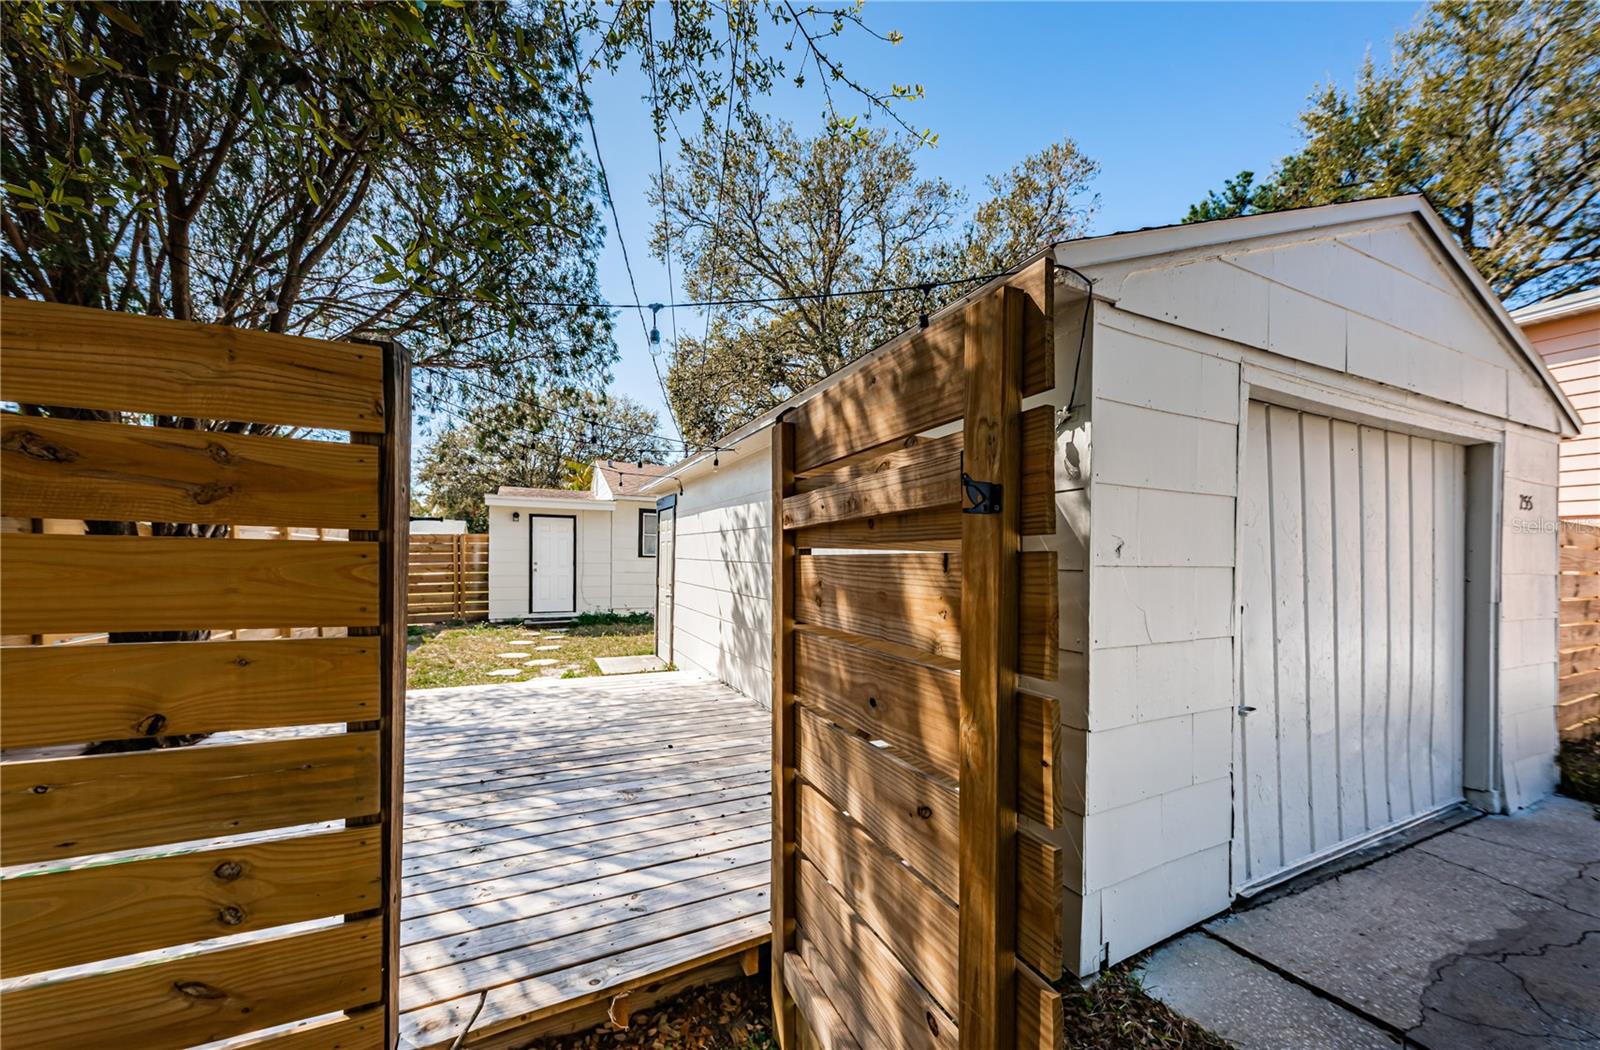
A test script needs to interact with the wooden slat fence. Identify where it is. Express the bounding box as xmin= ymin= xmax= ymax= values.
xmin=0 ymin=297 xmax=408 ymax=1049
xmin=1559 ymin=519 xmax=1600 ymax=740
xmin=407 ymin=533 xmax=489 ymax=624
xmin=771 ymin=260 xmax=1066 ymax=1050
